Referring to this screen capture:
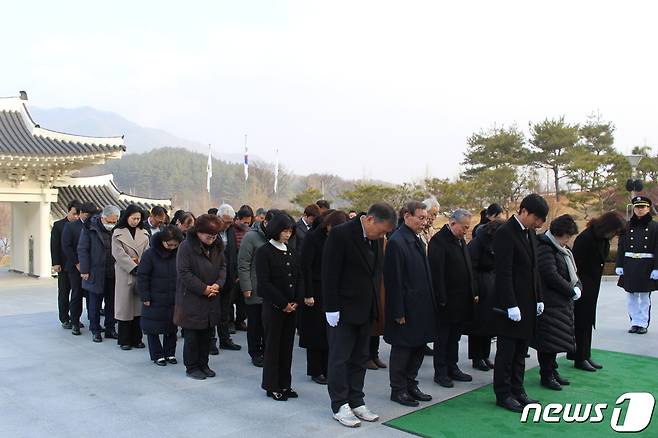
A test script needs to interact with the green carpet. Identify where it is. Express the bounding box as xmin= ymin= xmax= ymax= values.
xmin=385 ymin=349 xmax=658 ymax=437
